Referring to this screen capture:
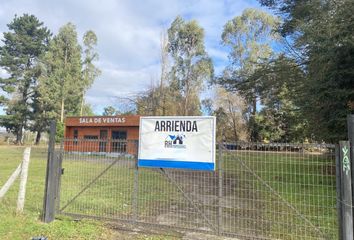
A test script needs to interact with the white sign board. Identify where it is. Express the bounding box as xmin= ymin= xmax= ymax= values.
xmin=138 ymin=116 xmax=216 ymax=171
